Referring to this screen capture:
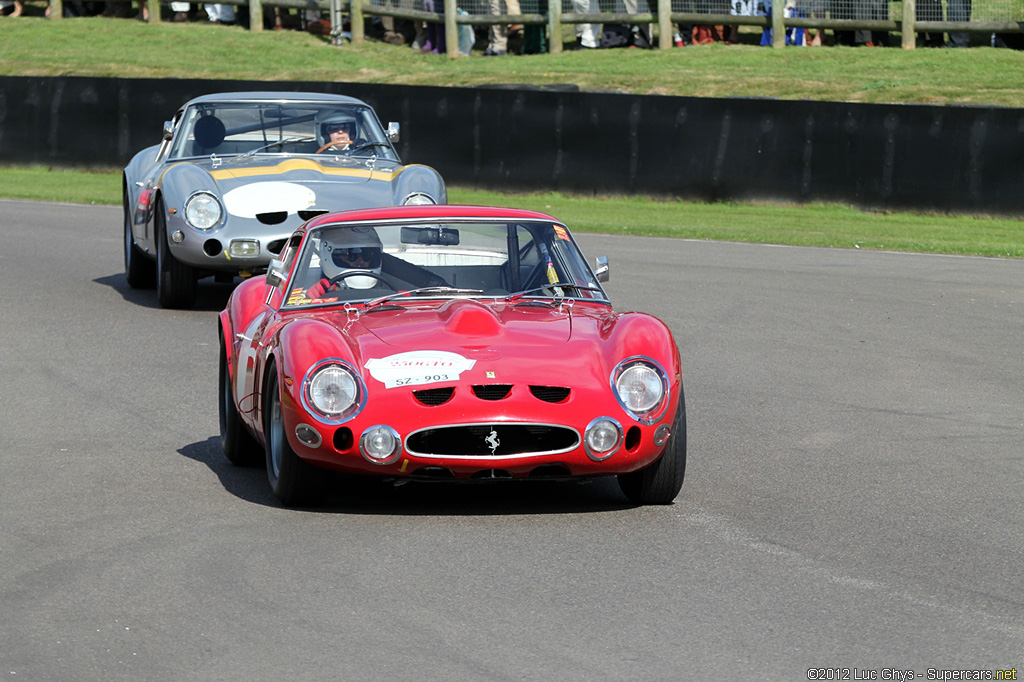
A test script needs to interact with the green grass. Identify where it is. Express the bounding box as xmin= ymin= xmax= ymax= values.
xmin=2 ymin=17 xmax=1024 ymax=105
xmin=4 ymin=165 xmax=1022 ymax=257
